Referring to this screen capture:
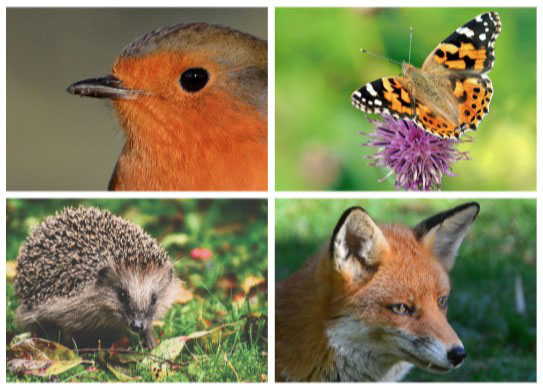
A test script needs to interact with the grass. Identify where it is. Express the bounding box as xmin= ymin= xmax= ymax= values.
xmin=6 ymin=199 xmax=268 ymax=382
xmin=275 ymin=199 xmax=536 ymax=382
